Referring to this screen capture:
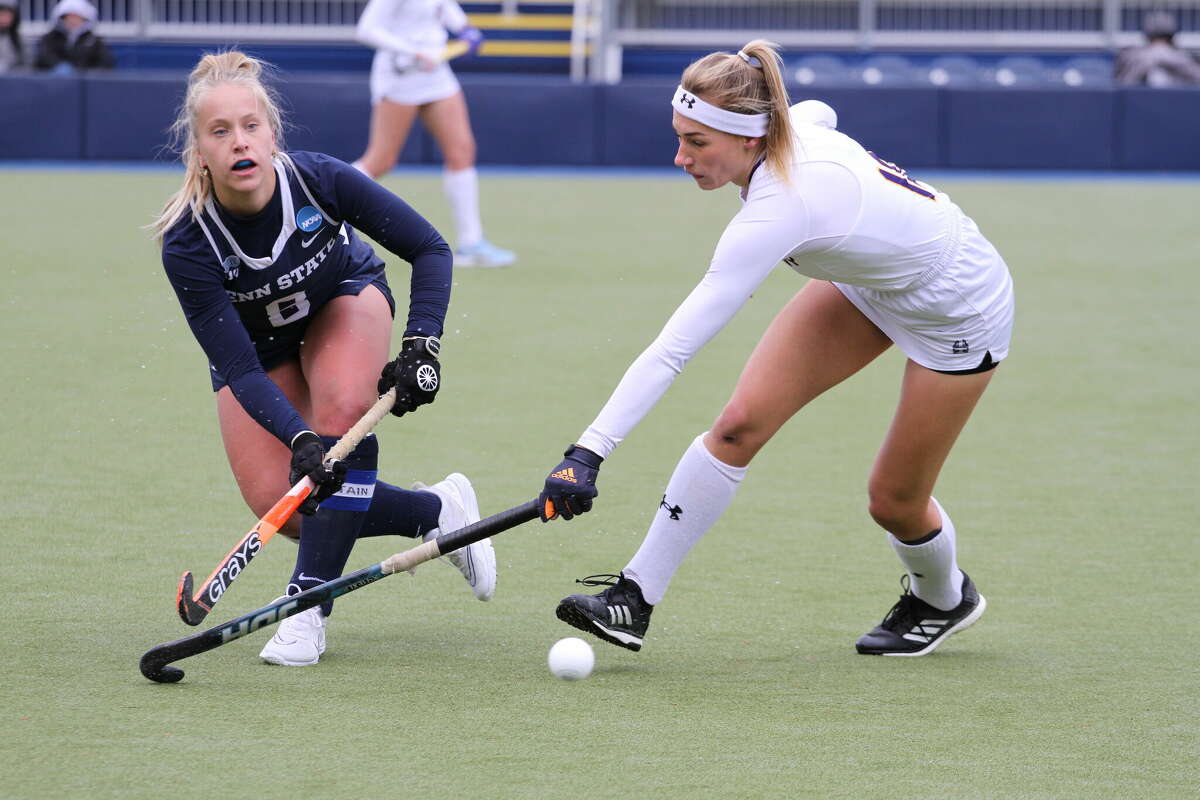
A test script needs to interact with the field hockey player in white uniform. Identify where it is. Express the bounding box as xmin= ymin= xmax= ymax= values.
xmin=353 ymin=0 xmax=515 ymax=268
xmin=154 ymin=52 xmax=498 ymax=668
xmin=538 ymin=40 xmax=1014 ymax=658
